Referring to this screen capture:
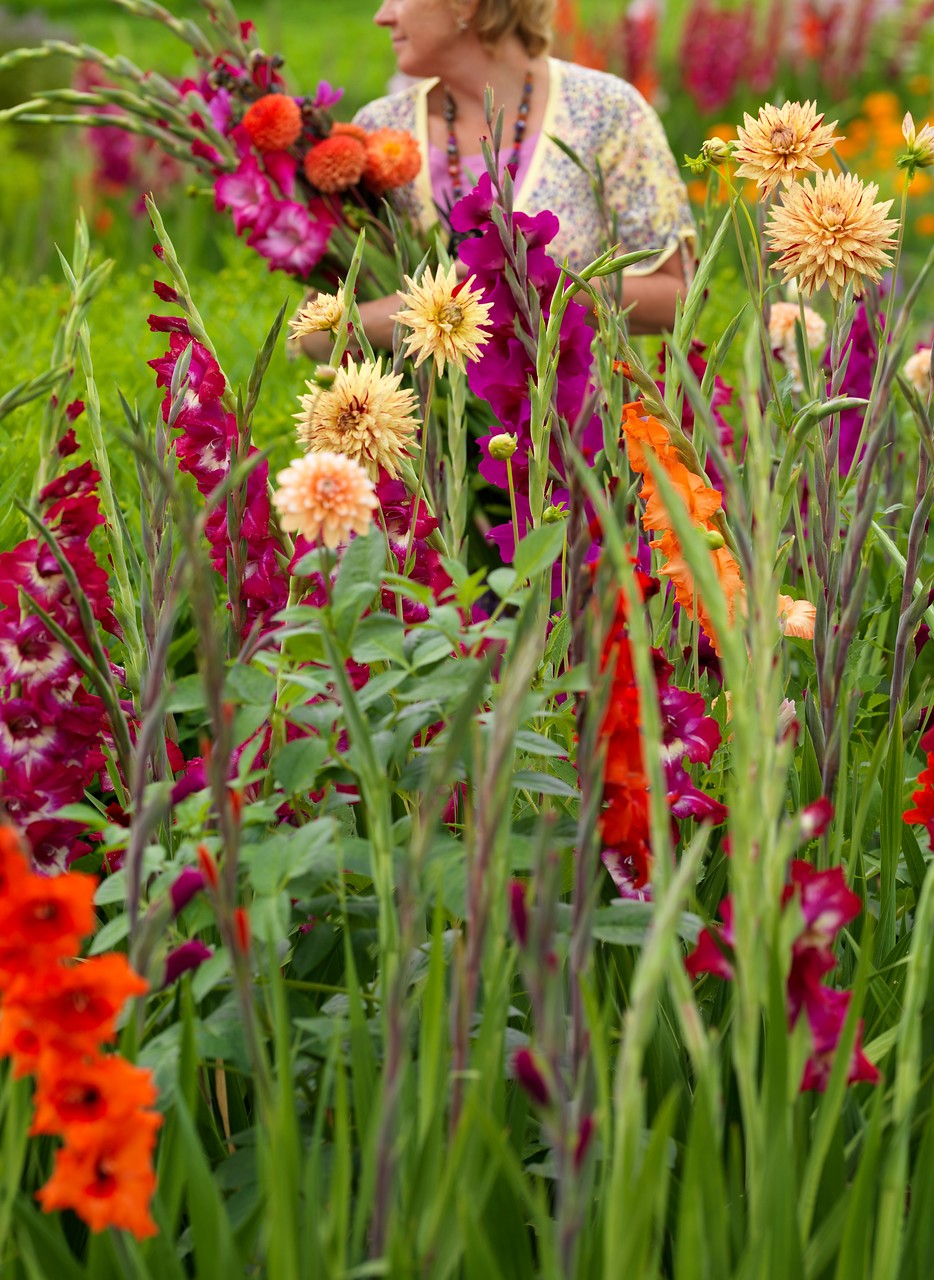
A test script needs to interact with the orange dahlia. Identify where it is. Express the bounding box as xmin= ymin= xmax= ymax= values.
xmin=364 ymin=128 xmax=421 ymax=193
xmin=331 ymin=121 xmax=369 ymax=144
xmin=242 ymin=93 xmax=302 ymax=152
xmin=304 ymin=134 xmax=366 ymax=193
